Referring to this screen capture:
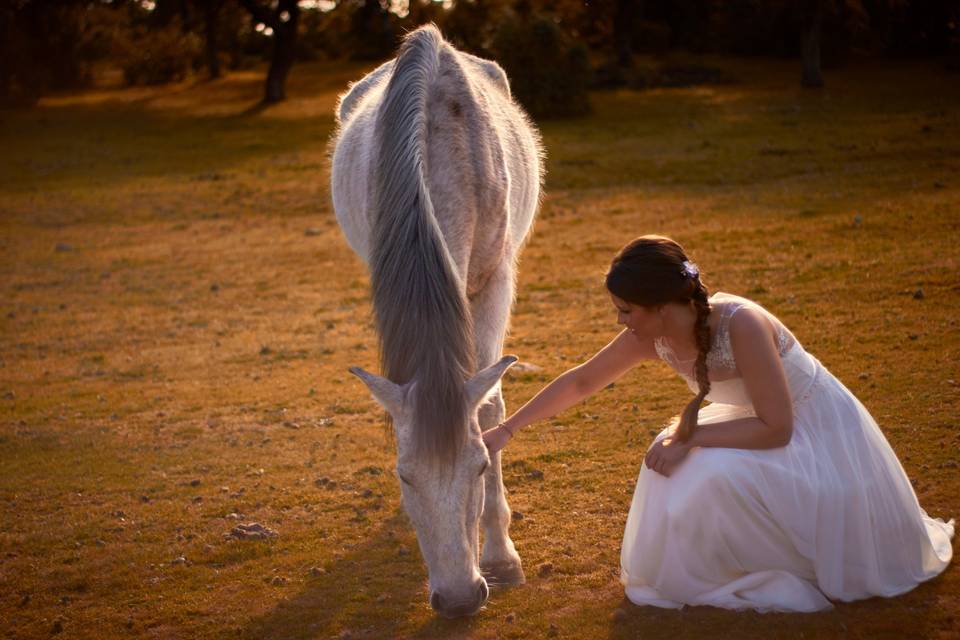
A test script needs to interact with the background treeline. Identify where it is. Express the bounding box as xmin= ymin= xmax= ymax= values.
xmin=2 ymin=0 xmax=958 ymax=115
